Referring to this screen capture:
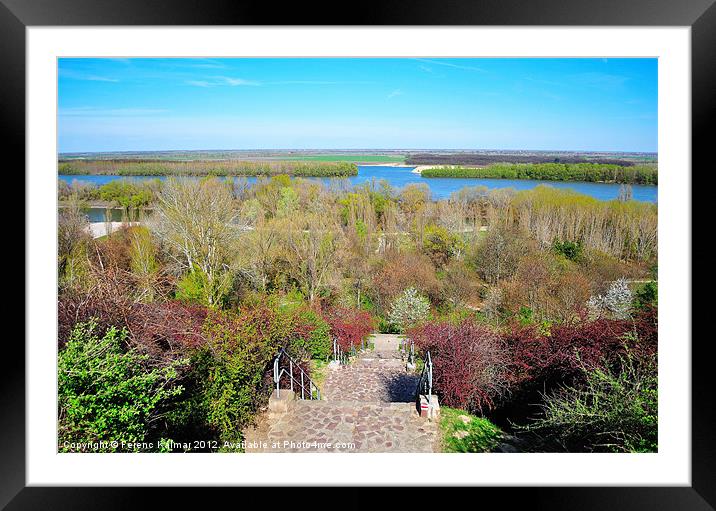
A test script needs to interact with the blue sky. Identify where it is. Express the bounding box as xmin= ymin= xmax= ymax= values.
xmin=58 ymin=58 xmax=657 ymax=153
